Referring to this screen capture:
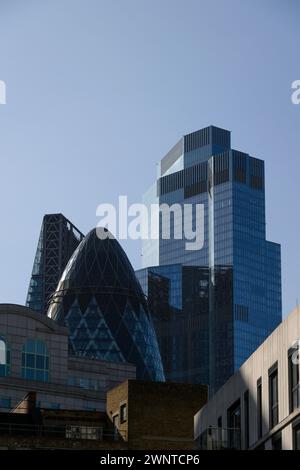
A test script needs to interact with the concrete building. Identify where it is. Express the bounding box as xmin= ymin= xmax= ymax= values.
xmin=107 ymin=379 xmax=208 ymax=450
xmin=194 ymin=307 xmax=300 ymax=450
xmin=0 ymin=304 xmax=136 ymax=412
